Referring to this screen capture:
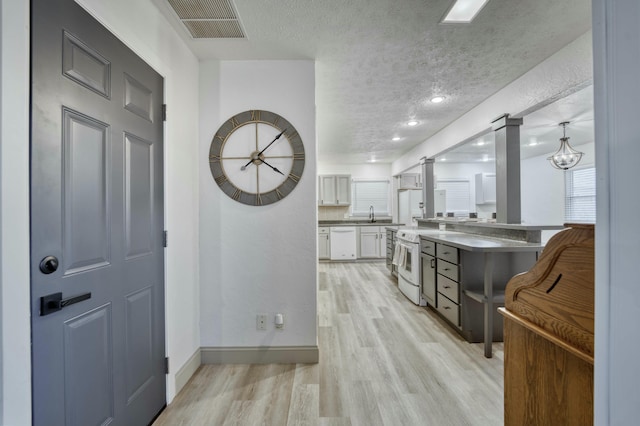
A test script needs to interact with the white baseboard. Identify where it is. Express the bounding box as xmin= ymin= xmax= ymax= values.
xmin=200 ymin=345 xmax=319 ymax=364
xmin=173 ymin=348 xmax=201 ymax=396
